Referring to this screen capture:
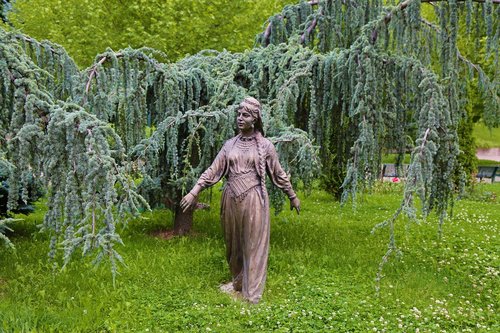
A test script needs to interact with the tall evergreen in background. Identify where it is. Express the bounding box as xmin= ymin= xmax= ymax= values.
xmin=0 ymin=0 xmax=498 ymax=276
